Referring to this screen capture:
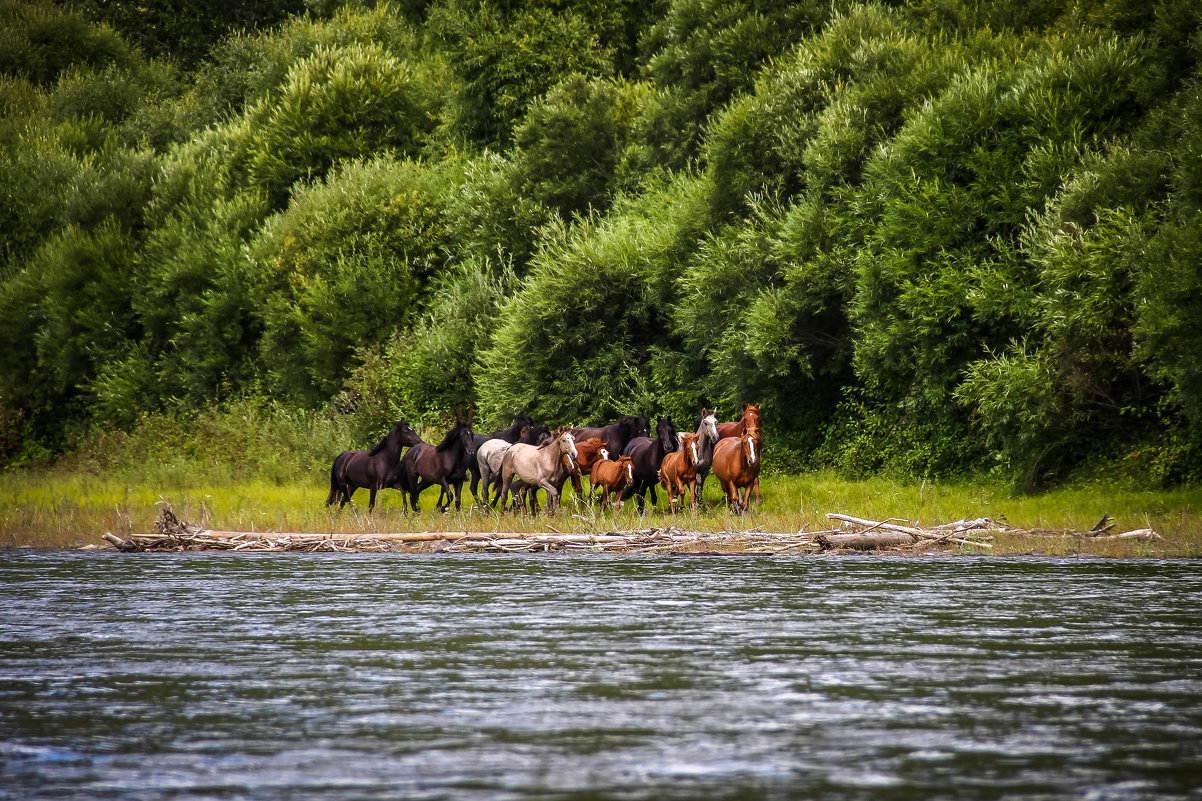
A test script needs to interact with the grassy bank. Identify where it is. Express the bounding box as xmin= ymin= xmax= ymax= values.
xmin=3 ymin=469 xmax=1199 ymax=557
